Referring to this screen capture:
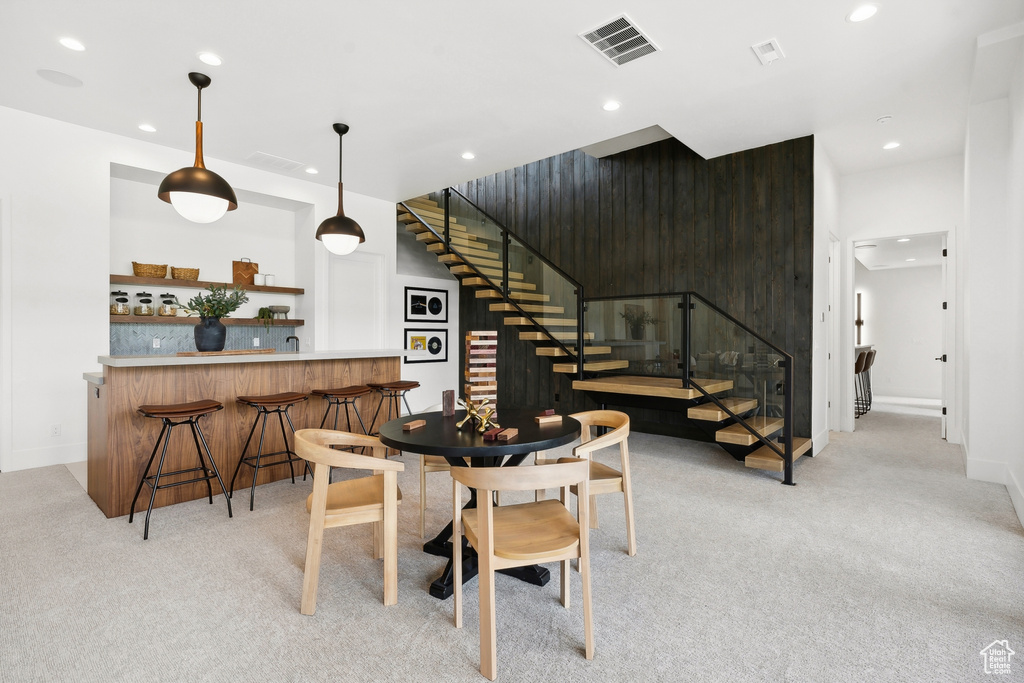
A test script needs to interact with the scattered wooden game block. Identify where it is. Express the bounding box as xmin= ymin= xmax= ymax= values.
xmin=496 ymin=428 xmax=519 ymax=441
xmin=535 ymin=414 xmax=562 ymax=425
xmin=482 ymin=427 xmax=504 ymax=441
xmin=402 ymin=419 xmax=426 ymax=431
xmin=540 ymin=408 xmax=556 ymax=416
